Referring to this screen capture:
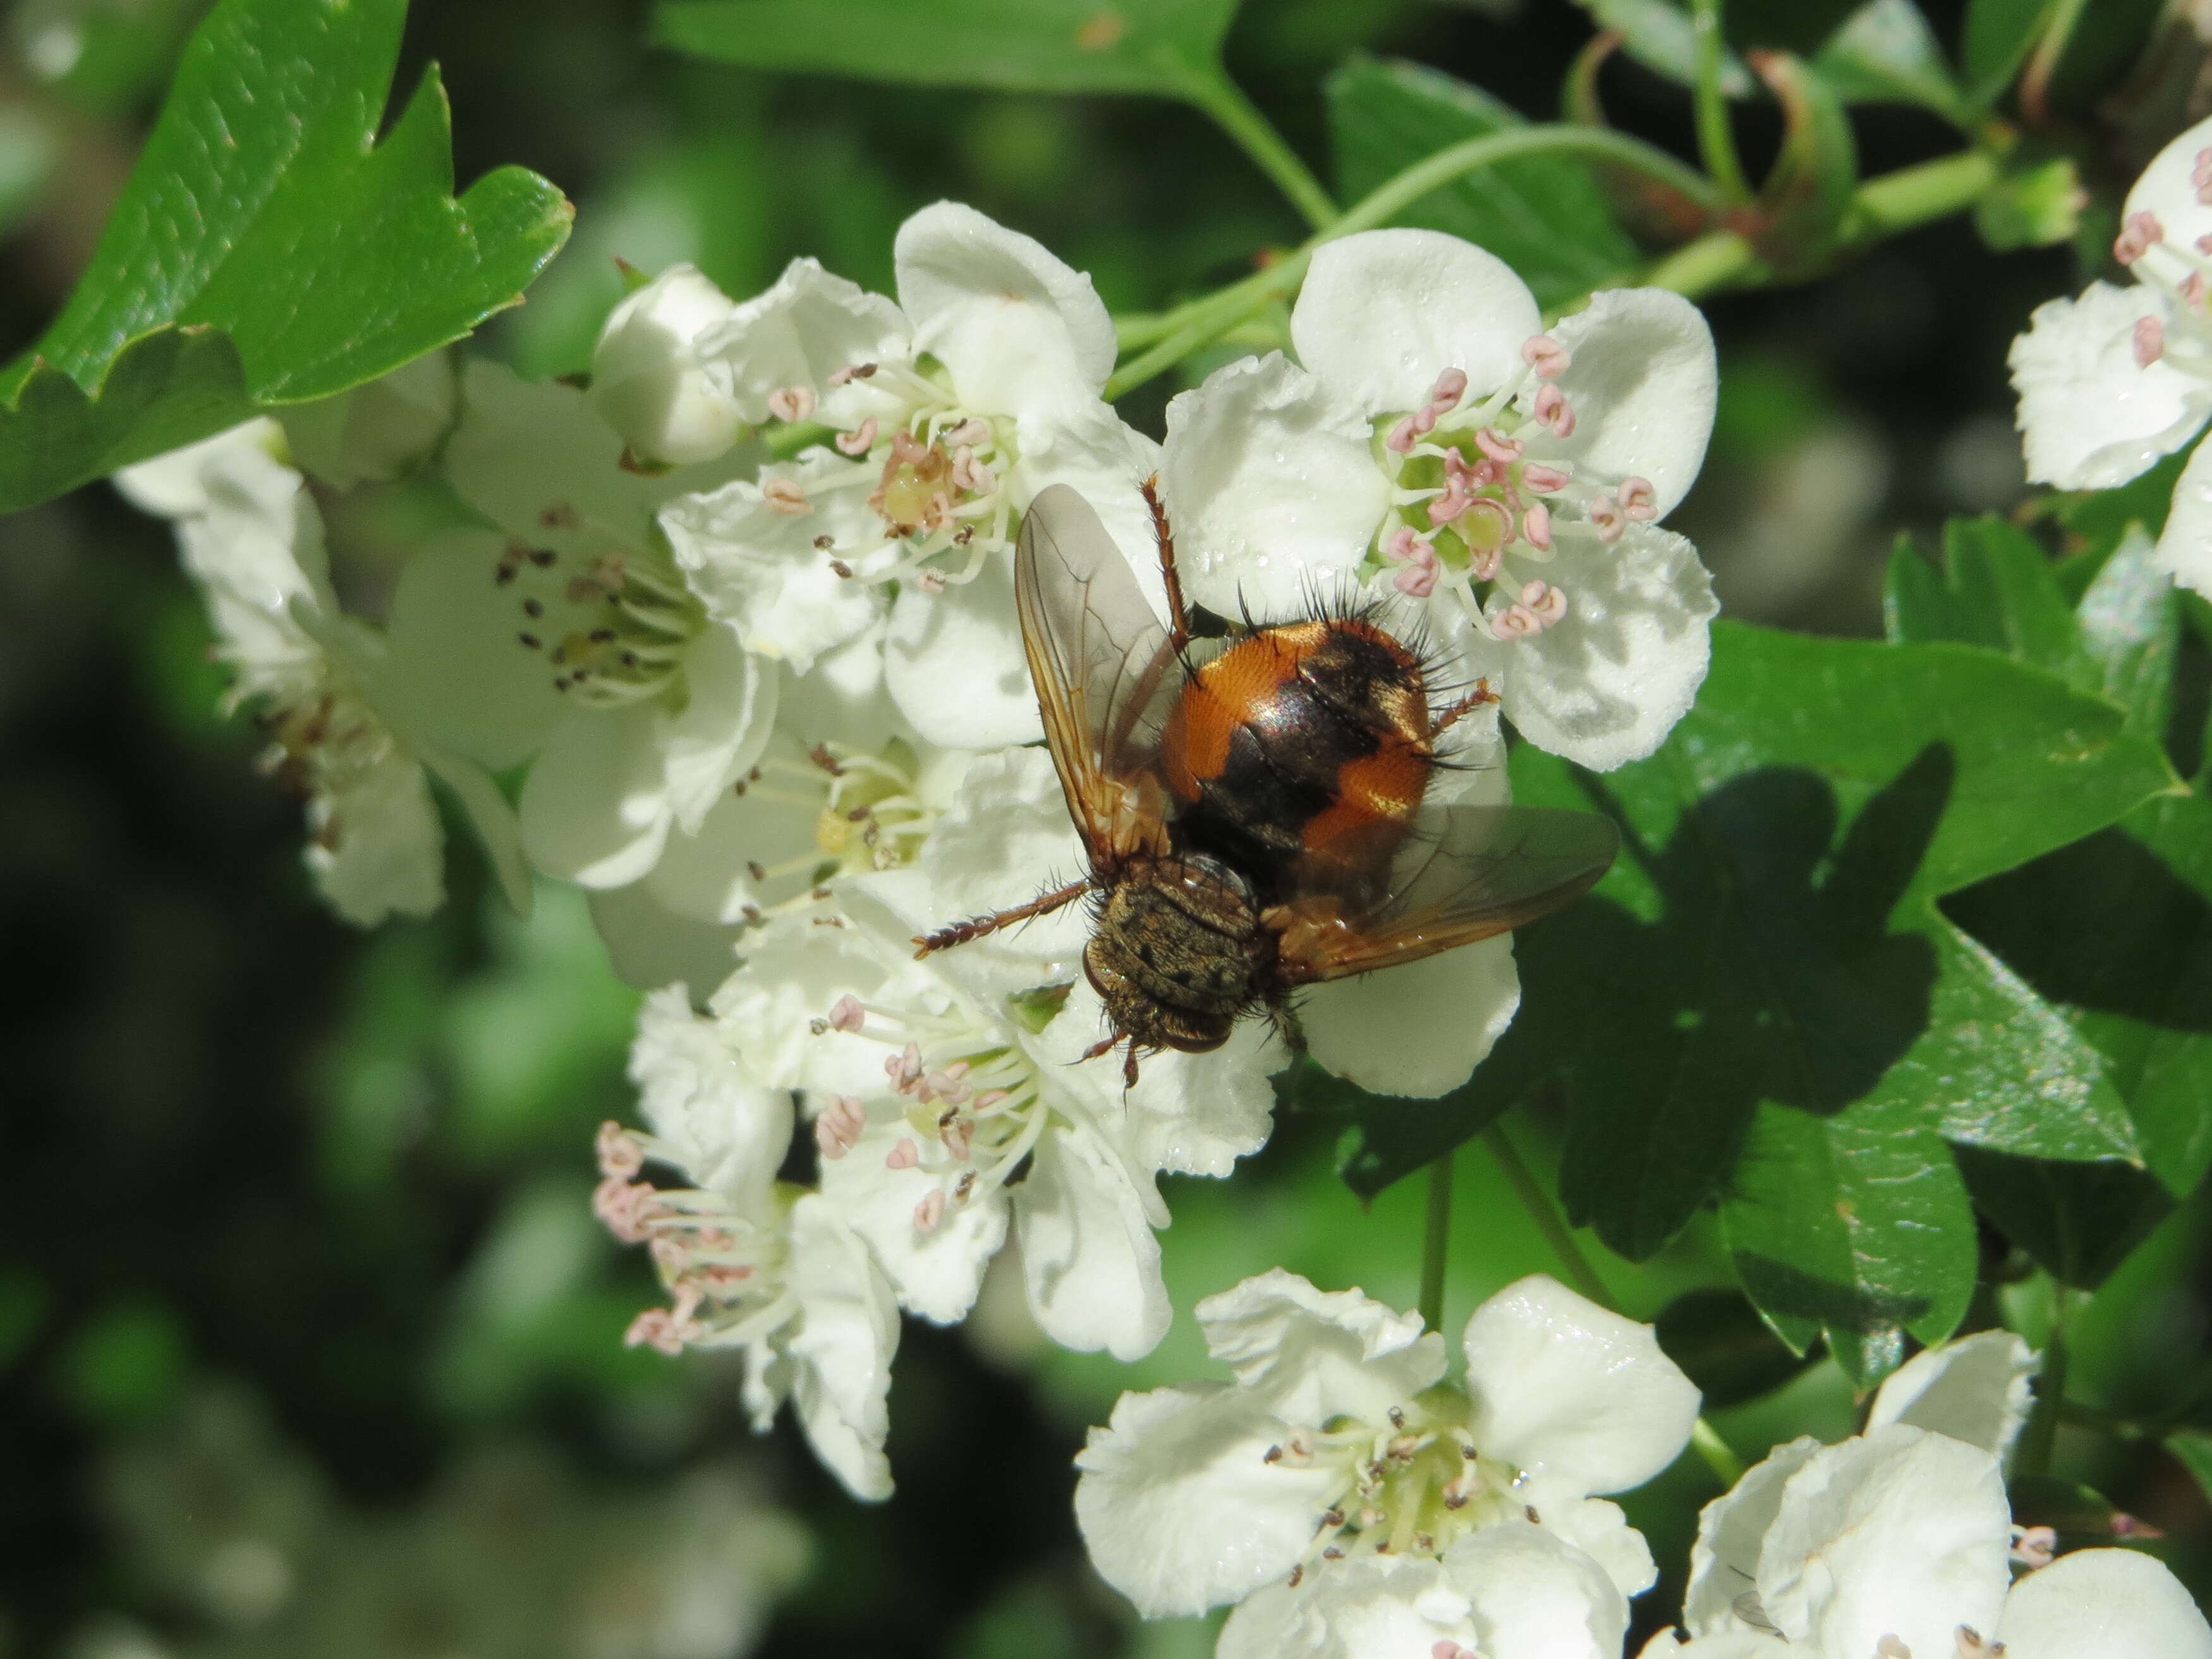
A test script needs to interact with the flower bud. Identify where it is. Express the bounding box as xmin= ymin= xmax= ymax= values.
xmin=590 ymin=263 xmax=746 ymax=467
